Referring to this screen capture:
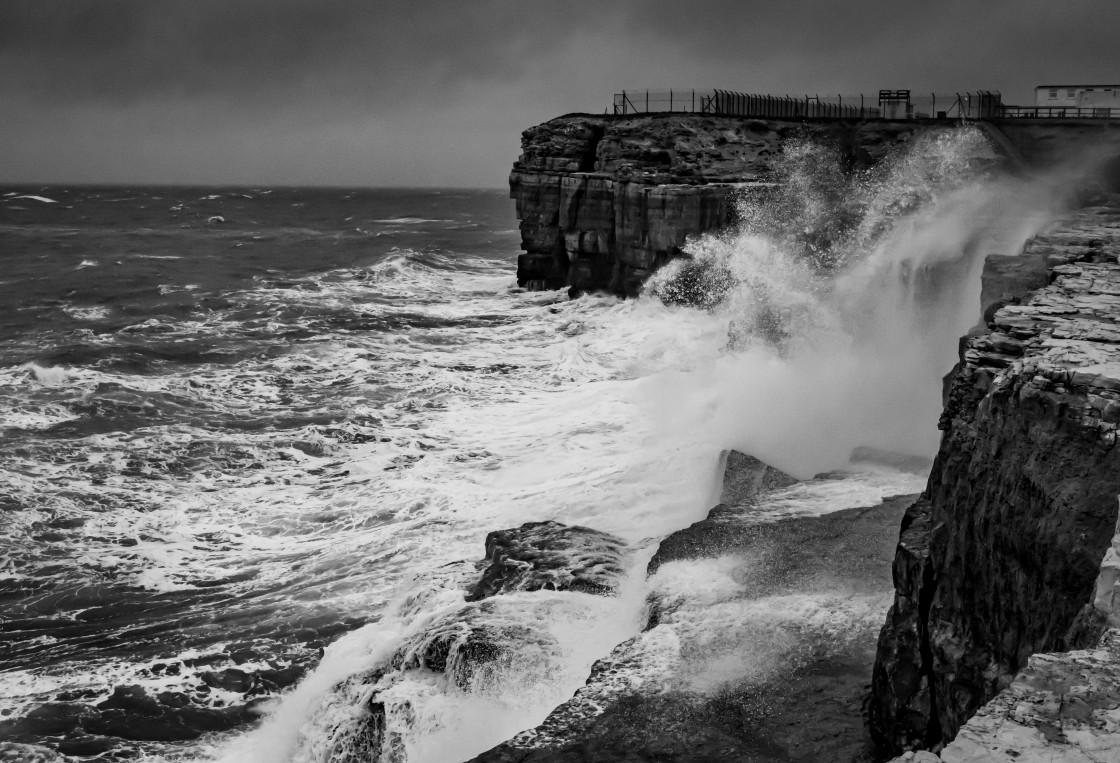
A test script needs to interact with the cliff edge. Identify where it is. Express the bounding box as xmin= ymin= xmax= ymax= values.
xmin=869 ymin=204 xmax=1120 ymax=757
